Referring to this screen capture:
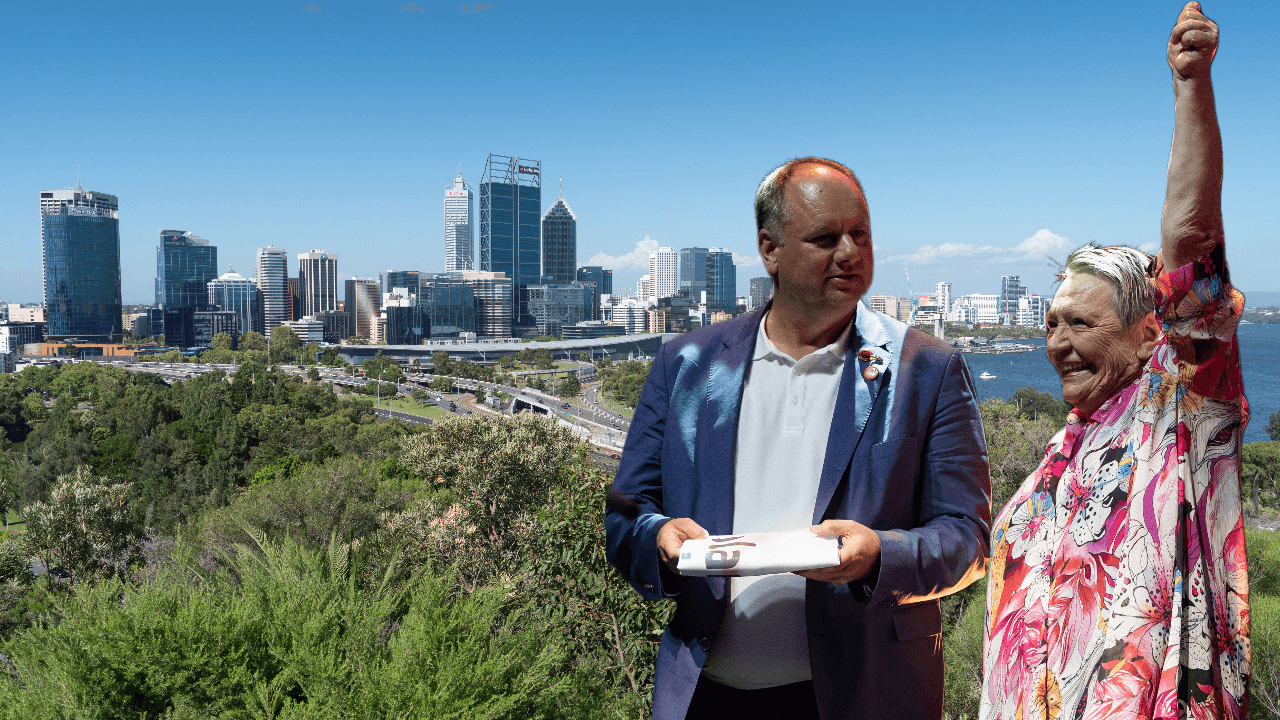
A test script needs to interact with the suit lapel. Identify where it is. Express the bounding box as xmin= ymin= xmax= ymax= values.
xmin=812 ymin=302 xmax=895 ymax=524
xmin=693 ymin=308 xmax=761 ymax=537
